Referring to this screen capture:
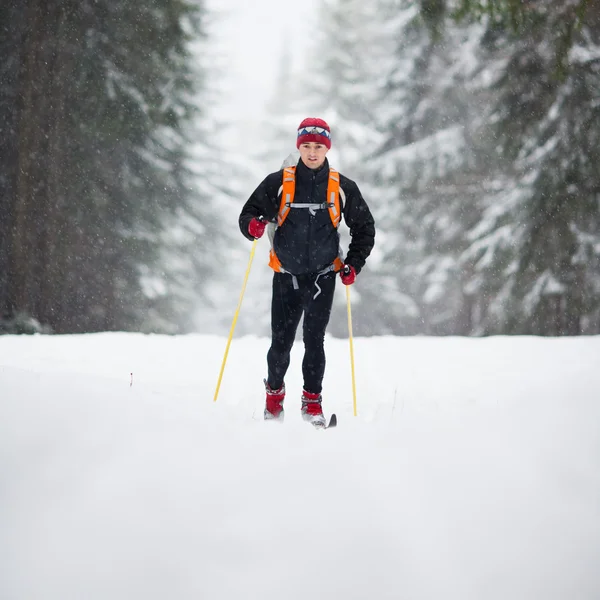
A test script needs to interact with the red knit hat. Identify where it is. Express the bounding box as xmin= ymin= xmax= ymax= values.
xmin=296 ymin=117 xmax=331 ymax=149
